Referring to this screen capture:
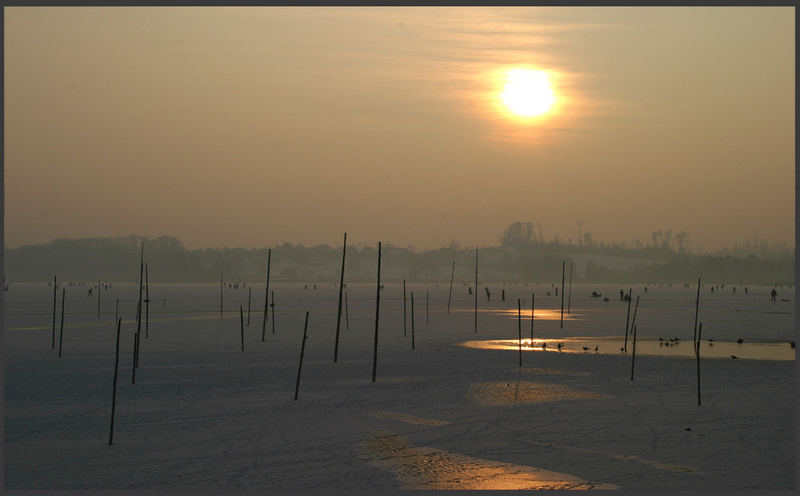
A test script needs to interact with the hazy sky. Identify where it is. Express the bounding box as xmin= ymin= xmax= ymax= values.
xmin=4 ymin=7 xmax=794 ymax=251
